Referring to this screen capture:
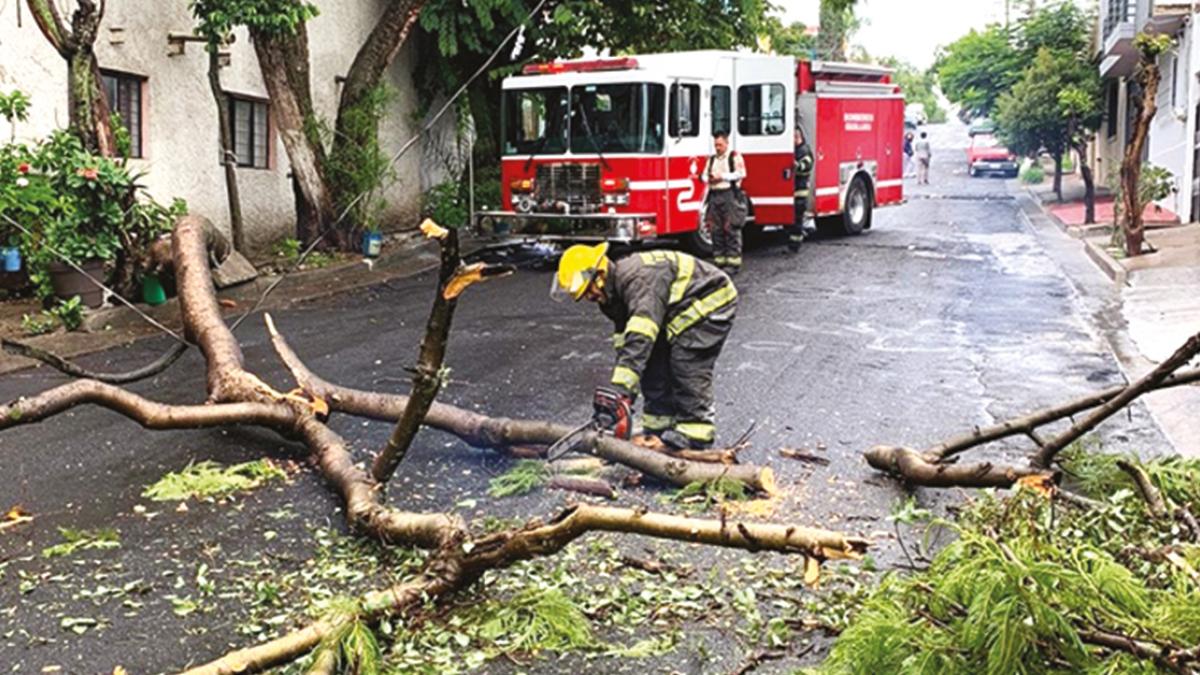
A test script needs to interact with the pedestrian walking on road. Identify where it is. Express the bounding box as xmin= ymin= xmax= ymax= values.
xmin=553 ymin=243 xmax=738 ymax=450
xmin=790 ymin=127 xmax=814 ymax=253
xmin=914 ymin=131 xmax=932 ymax=185
xmin=903 ymin=131 xmax=915 ymax=177
xmin=704 ymin=132 xmax=748 ymax=275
